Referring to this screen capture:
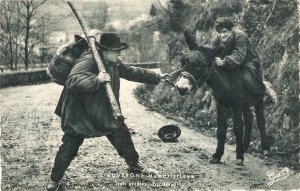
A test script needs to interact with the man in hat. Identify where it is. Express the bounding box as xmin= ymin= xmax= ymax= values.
xmin=212 ymin=17 xmax=266 ymax=95
xmin=46 ymin=32 xmax=168 ymax=191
